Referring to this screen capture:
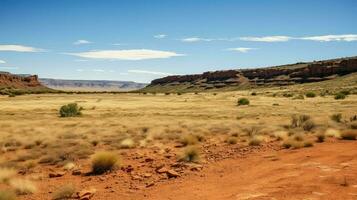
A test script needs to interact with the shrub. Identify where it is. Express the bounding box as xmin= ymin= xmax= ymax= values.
xmin=251 ymin=92 xmax=257 ymax=96
xmin=340 ymin=130 xmax=357 ymax=140
xmin=237 ymin=98 xmax=249 ymax=106
xmin=179 ymin=146 xmax=200 ymax=163
xmin=302 ymin=120 xmax=315 ymax=131
xmin=179 ymin=134 xmax=198 ymax=146
xmin=91 ymin=152 xmax=119 ymax=174
xmin=303 ymin=141 xmax=314 ymax=147
xmin=340 ymin=90 xmax=350 ymax=95
xmin=119 ymin=138 xmax=135 ymax=149
xmin=293 ymin=94 xmax=304 ymax=100
xmin=291 ymin=114 xmax=311 ymax=128
xmin=59 ymin=103 xmax=82 ymax=117
xmin=225 ymin=137 xmax=237 ymax=144
xmin=305 ymin=92 xmax=316 ymax=98
xmin=52 ymin=184 xmax=76 ymax=200
xmin=334 ymin=93 xmax=346 ymax=100
xmin=330 ymin=113 xmax=342 ymax=123
xmin=0 ymin=190 xmax=16 ymax=200
xmin=283 ymin=93 xmax=293 ymax=98
xmin=10 ymin=179 xmax=37 ymax=195
xmin=248 ymin=136 xmax=262 ymax=146
xmin=316 ymin=133 xmax=325 ymax=143
xmin=164 ymin=93 xmax=170 ymax=95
